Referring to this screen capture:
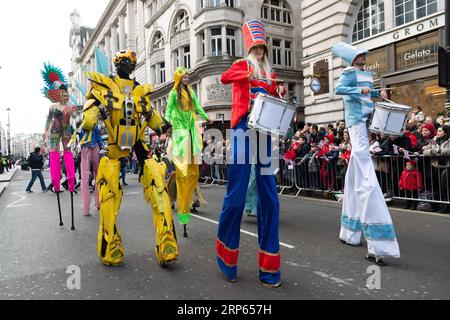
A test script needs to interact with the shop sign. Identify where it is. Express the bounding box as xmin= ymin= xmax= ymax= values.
xmin=396 ymin=32 xmax=439 ymax=71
